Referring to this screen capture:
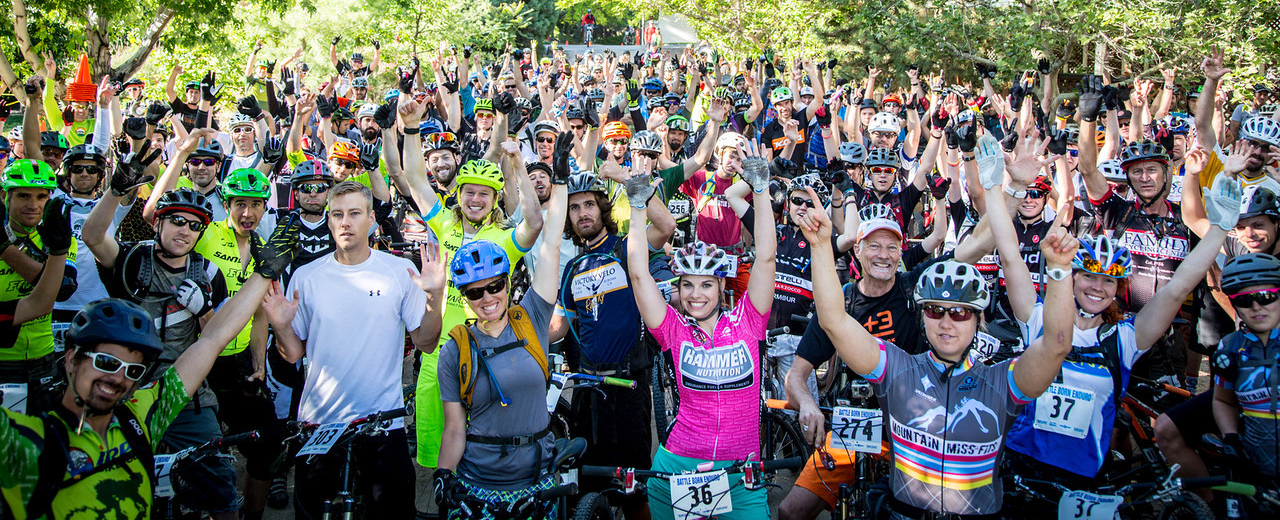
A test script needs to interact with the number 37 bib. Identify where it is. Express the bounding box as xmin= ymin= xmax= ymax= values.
xmin=1034 ymin=383 xmax=1096 ymax=439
